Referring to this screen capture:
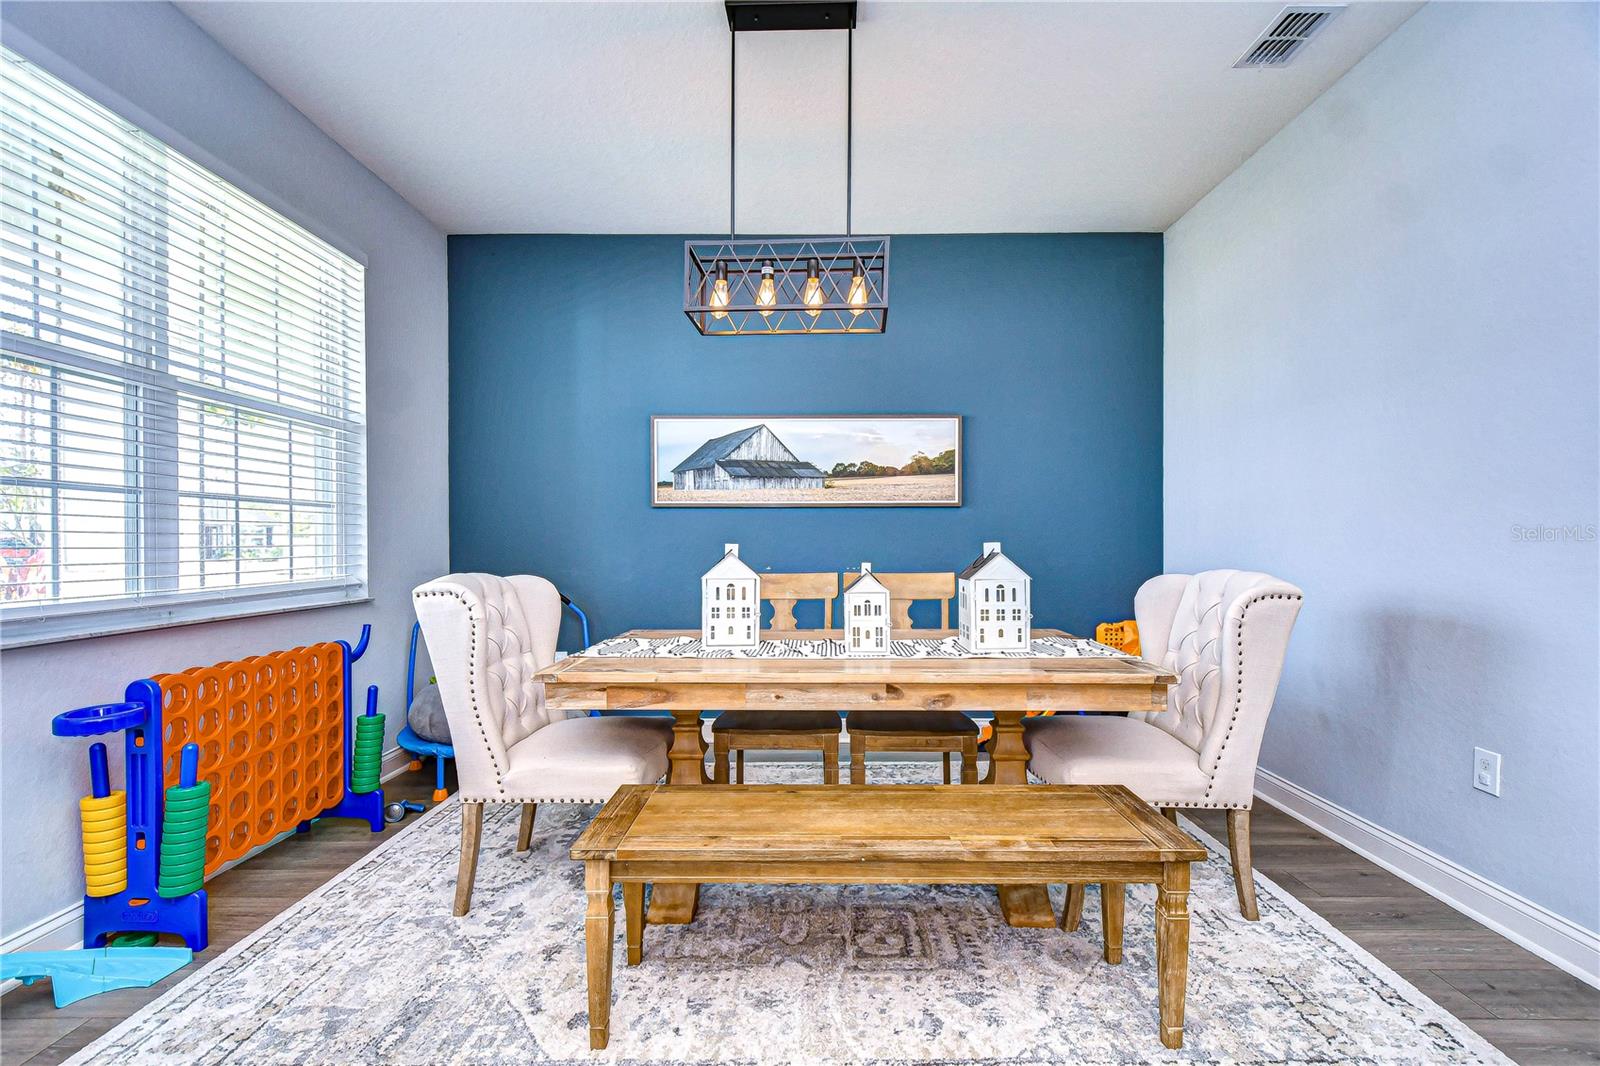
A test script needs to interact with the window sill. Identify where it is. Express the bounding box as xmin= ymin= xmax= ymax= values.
xmin=0 ymin=587 xmax=372 ymax=650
